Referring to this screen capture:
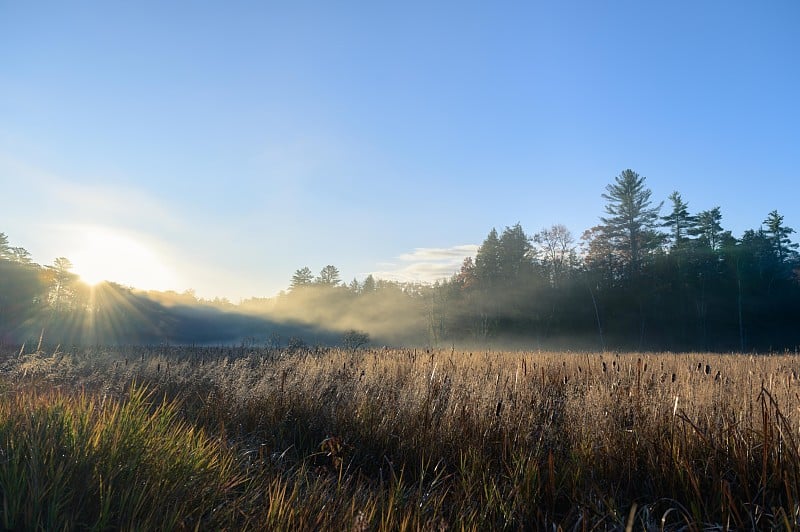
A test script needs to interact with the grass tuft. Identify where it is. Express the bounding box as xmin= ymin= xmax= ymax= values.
xmin=2 ymin=346 xmax=800 ymax=529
